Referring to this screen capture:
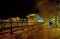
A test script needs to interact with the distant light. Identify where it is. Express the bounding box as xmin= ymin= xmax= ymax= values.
xmin=38 ymin=20 xmax=44 ymax=22
xmin=51 ymin=18 xmax=55 ymax=21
